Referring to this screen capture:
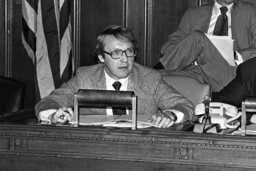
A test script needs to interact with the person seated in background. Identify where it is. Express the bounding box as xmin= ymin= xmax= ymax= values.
xmin=35 ymin=25 xmax=194 ymax=128
xmin=212 ymin=57 xmax=256 ymax=108
xmin=154 ymin=0 xmax=256 ymax=92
